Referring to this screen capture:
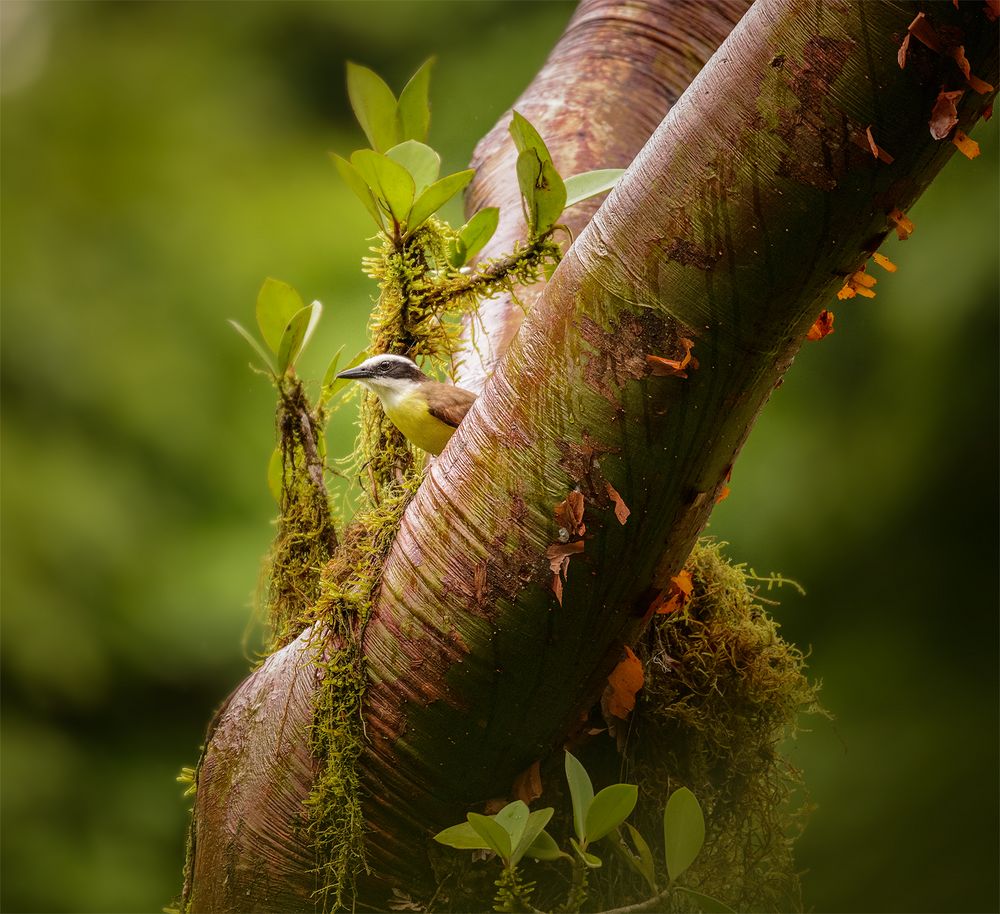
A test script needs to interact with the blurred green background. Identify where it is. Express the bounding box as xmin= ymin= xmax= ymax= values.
xmin=1 ymin=3 xmax=996 ymax=912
